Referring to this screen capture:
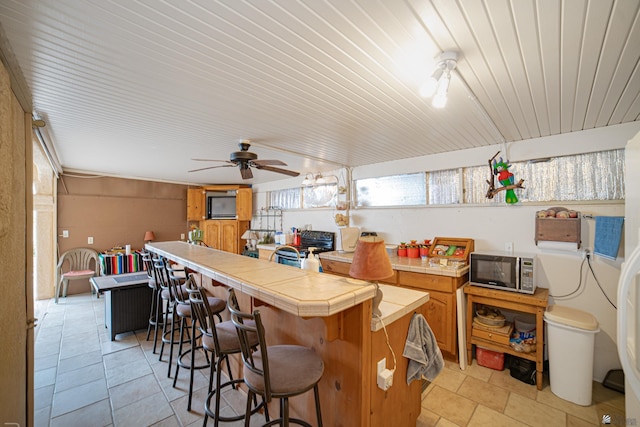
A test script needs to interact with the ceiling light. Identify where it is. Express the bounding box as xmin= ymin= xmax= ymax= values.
xmin=420 ymin=51 xmax=458 ymax=108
